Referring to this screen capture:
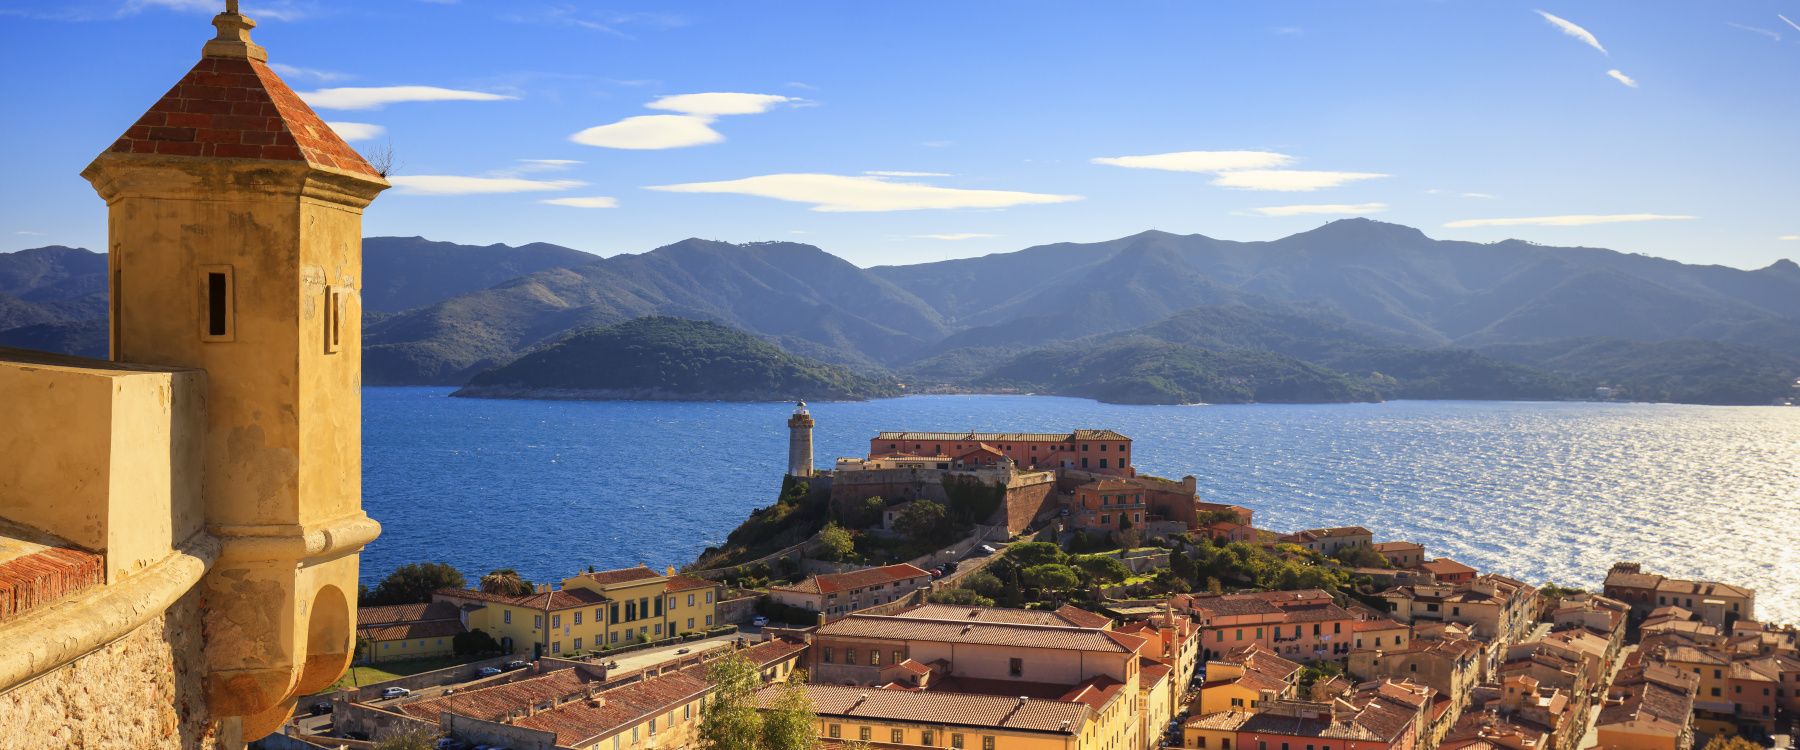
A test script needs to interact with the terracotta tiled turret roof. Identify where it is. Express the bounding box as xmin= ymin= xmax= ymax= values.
xmin=101 ymin=10 xmax=379 ymax=178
